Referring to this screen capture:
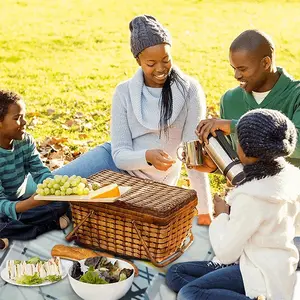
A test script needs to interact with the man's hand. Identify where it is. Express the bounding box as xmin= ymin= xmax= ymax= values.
xmin=213 ymin=194 xmax=230 ymax=217
xmin=146 ymin=149 xmax=176 ymax=171
xmin=16 ymin=195 xmax=52 ymax=213
xmin=196 ymin=118 xmax=232 ymax=145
